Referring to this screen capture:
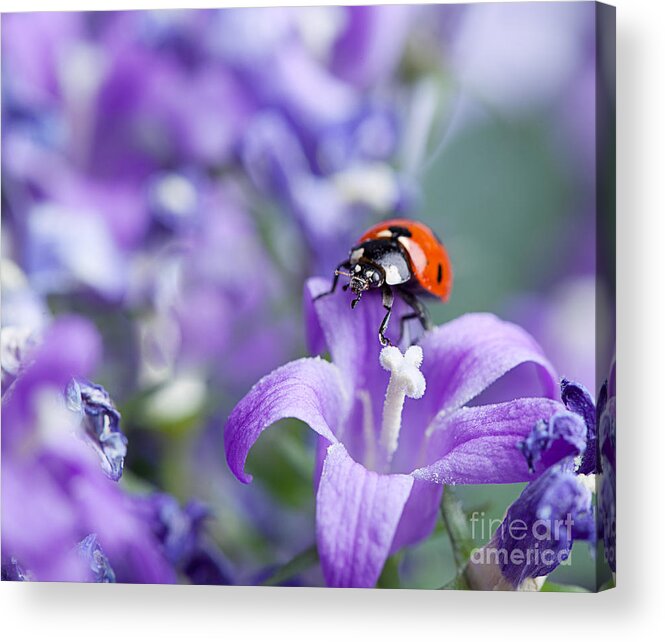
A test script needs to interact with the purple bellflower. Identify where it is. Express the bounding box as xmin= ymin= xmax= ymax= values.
xmin=469 ymin=379 xmax=597 ymax=589
xmin=225 ymin=278 xmax=566 ymax=588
